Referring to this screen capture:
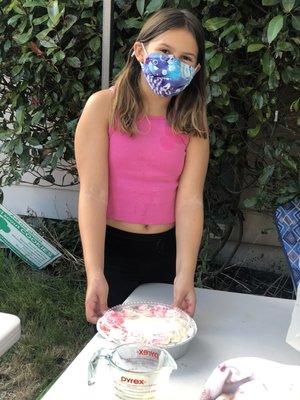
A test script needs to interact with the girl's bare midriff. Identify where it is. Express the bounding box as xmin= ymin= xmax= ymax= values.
xmin=106 ymin=218 xmax=175 ymax=234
